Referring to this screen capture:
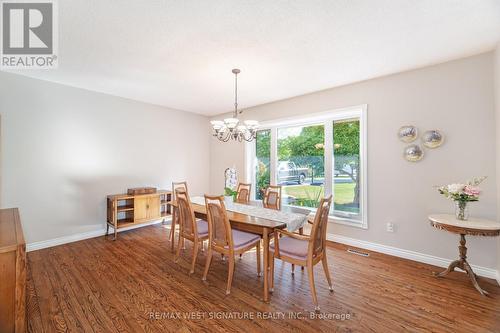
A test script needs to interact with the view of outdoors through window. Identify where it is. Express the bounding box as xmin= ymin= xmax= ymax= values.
xmin=277 ymin=124 xmax=325 ymax=209
xmin=254 ymin=116 xmax=362 ymax=222
xmin=333 ymin=119 xmax=361 ymax=220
